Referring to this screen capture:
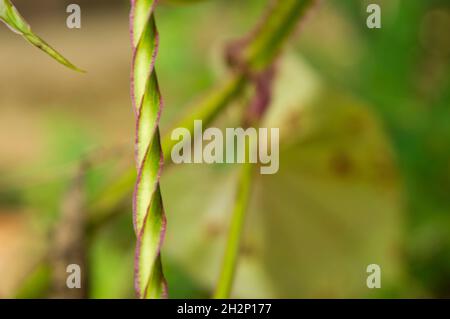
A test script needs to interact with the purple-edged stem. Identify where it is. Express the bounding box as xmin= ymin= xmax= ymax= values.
xmin=130 ymin=0 xmax=167 ymax=299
